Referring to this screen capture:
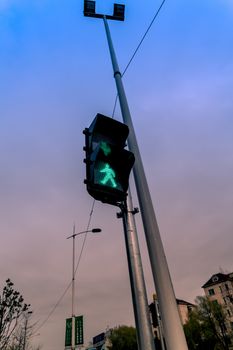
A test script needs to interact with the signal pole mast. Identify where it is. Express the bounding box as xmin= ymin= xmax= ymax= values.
xmin=102 ymin=15 xmax=188 ymax=350
xmin=83 ymin=2 xmax=188 ymax=349
xmin=119 ymin=192 xmax=156 ymax=350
